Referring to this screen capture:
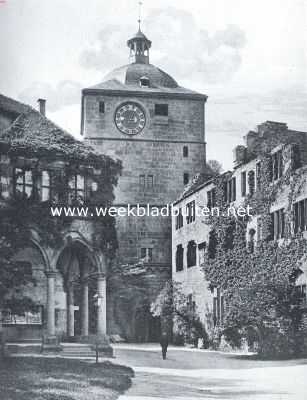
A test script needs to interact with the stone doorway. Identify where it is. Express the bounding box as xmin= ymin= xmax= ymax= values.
xmin=54 ymin=240 xmax=106 ymax=341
